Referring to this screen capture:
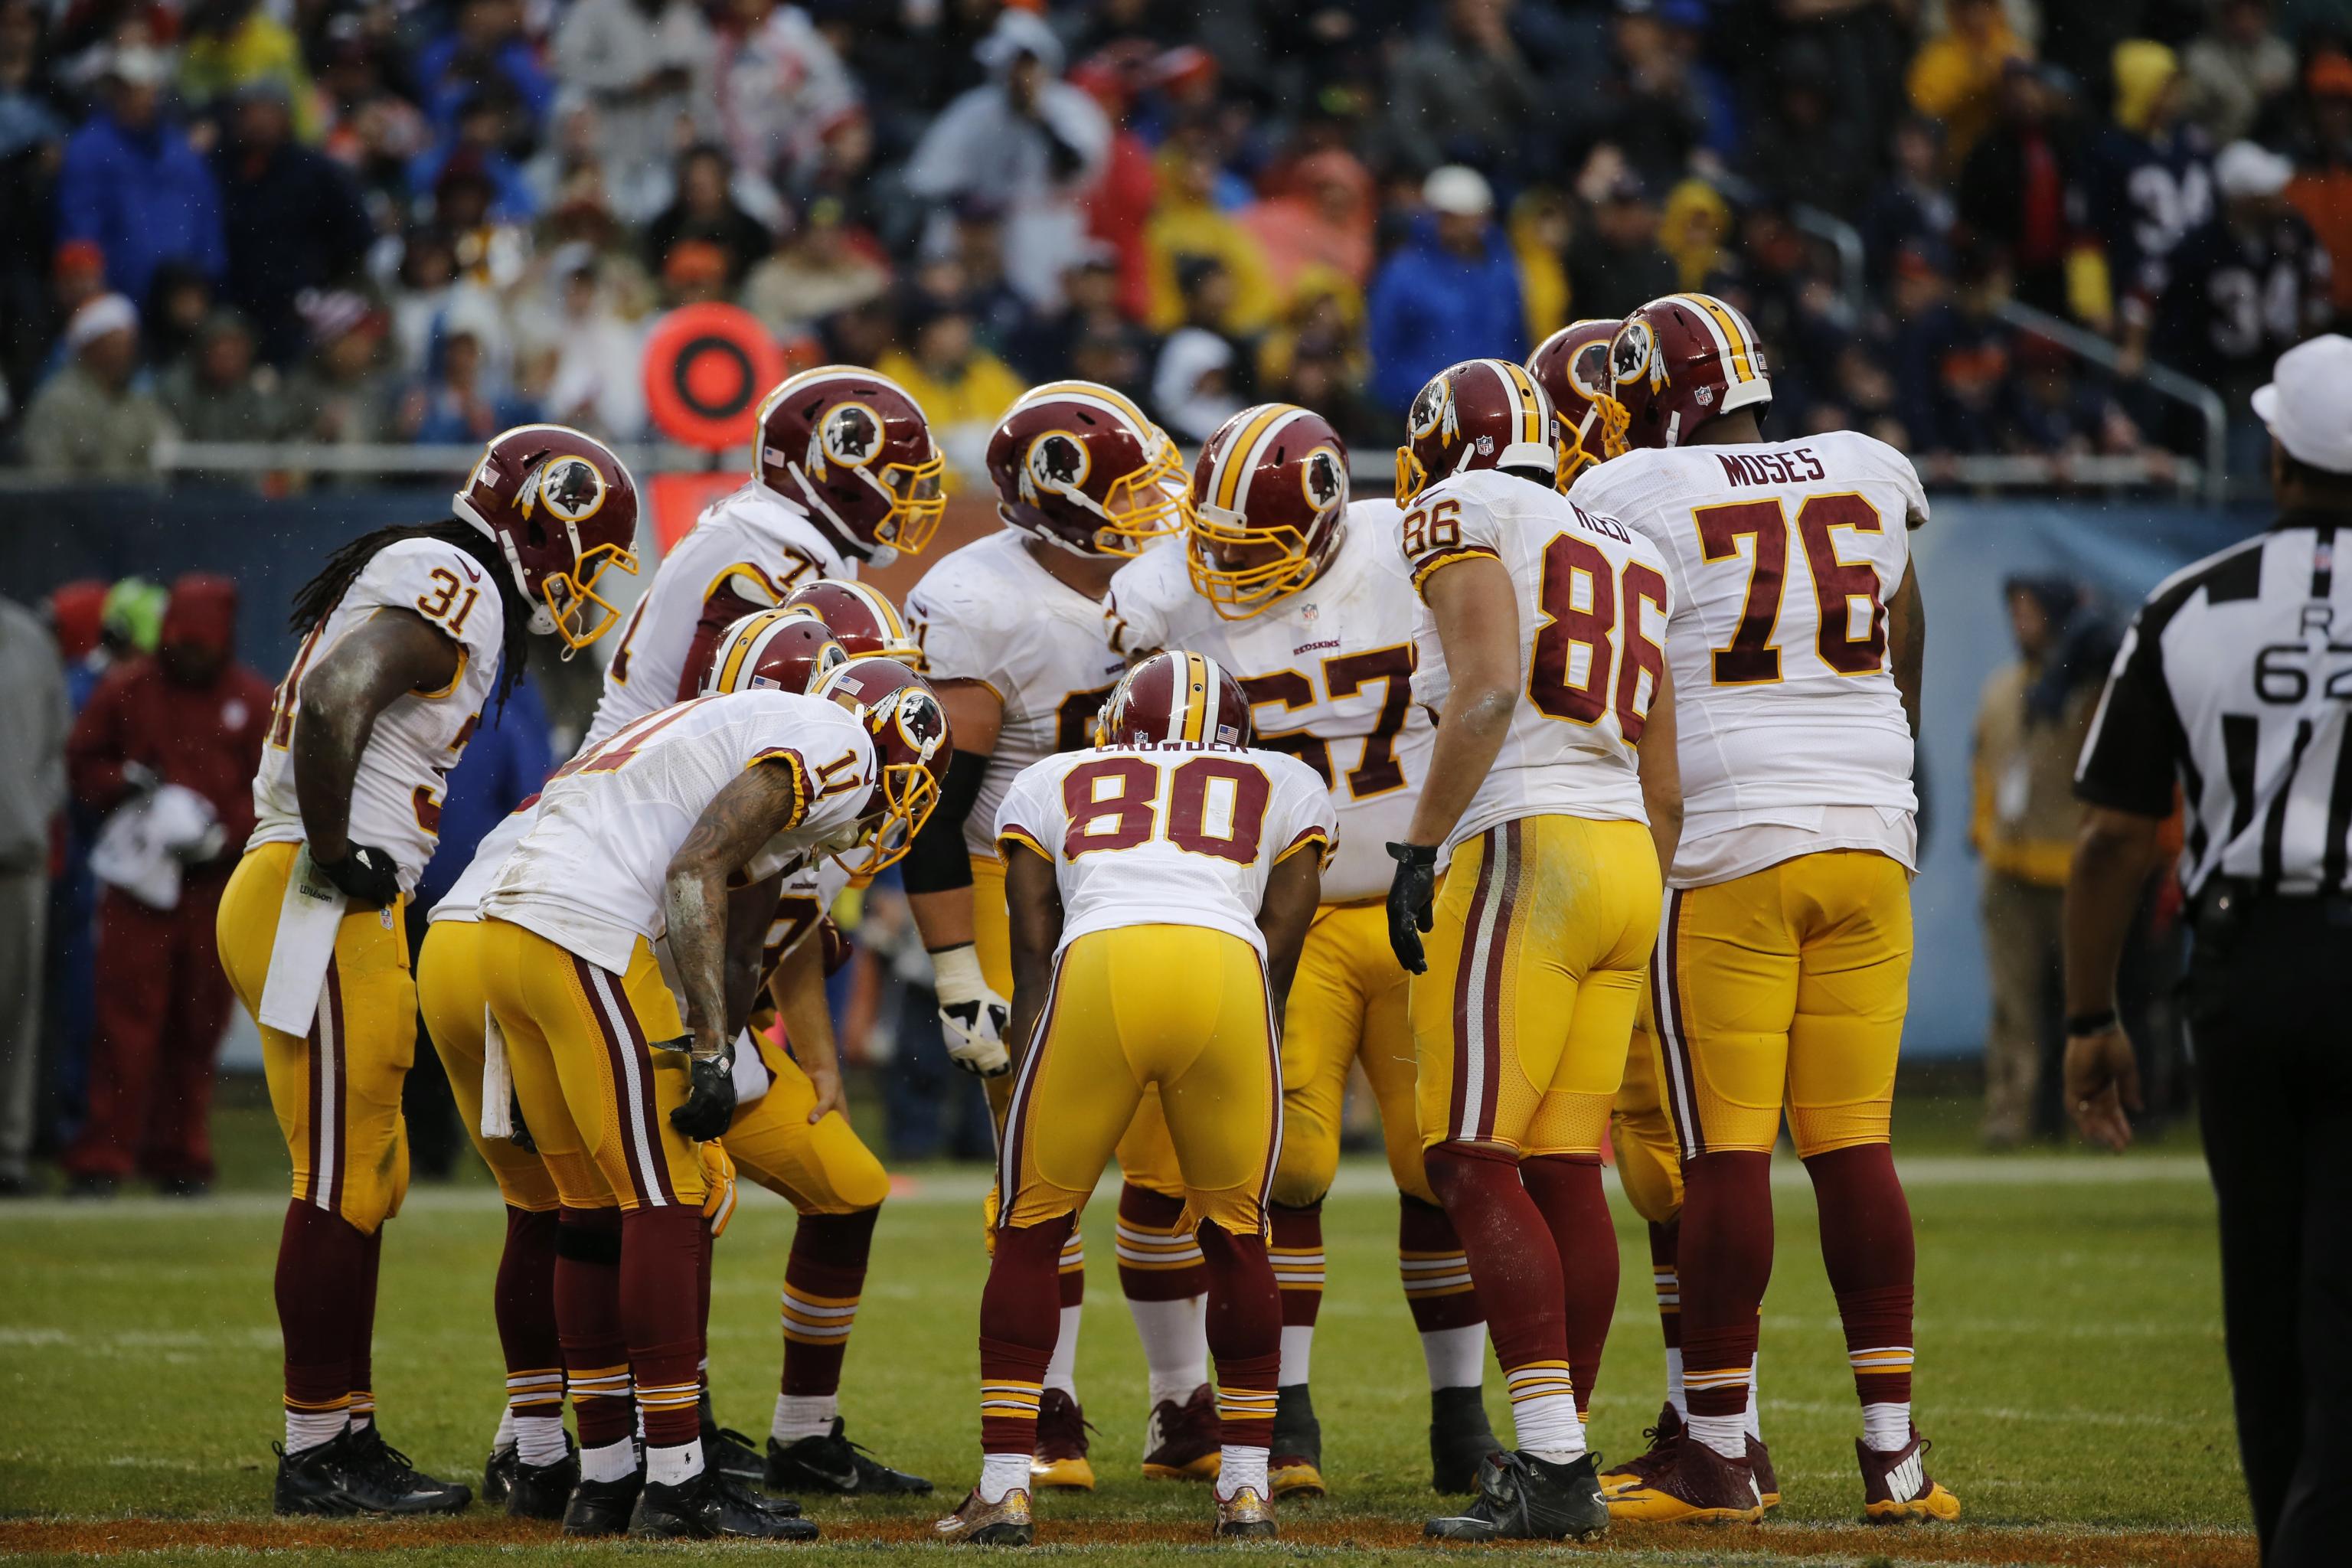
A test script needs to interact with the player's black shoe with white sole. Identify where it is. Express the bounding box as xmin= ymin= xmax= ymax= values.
xmin=629 ymin=1466 xmax=819 ymax=1540
xmin=1425 ymin=1450 xmax=1609 ymax=1541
